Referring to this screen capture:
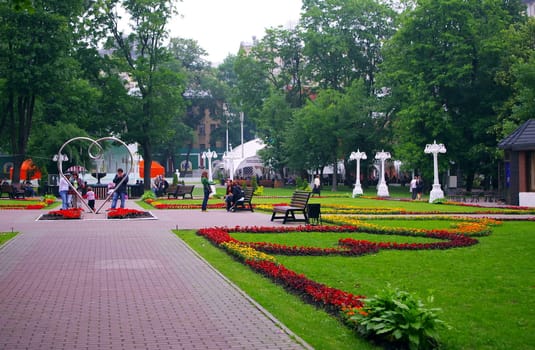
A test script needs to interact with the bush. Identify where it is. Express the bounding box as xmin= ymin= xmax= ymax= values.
xmin=346 ymin=285 xmax=449 ymax=350
xmin=141 ymin=190 xmax=156 ymax=201
xmin=251 ymin=176 xmax=258 ymax=191
xmin=254 ymin=185 xmax=264 ymax=196
xmin=296 ymin=177 xmax=311 ymax=191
